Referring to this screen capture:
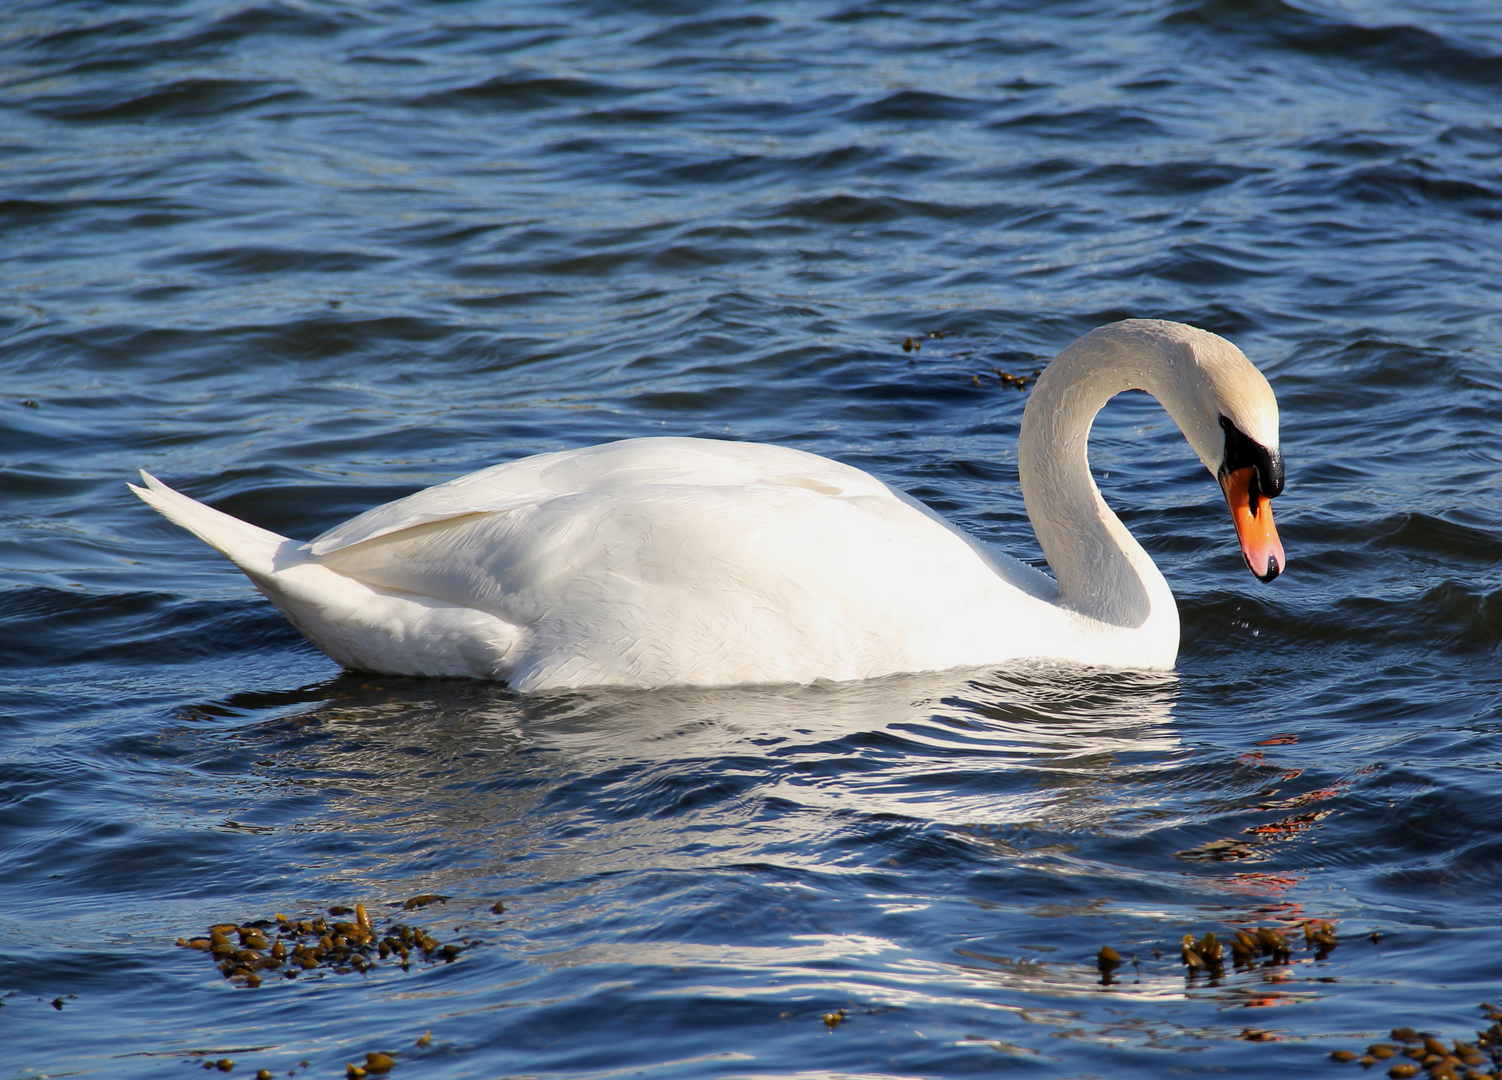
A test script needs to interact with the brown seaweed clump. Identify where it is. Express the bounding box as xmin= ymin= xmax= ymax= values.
xmin=1326 ymin=1004 xmax=1502 ymax=1079
xmin=175 ymin=900 xmax=469 ymax=987
xmin=1097 ymin=917 xmax=1341 ymax=988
